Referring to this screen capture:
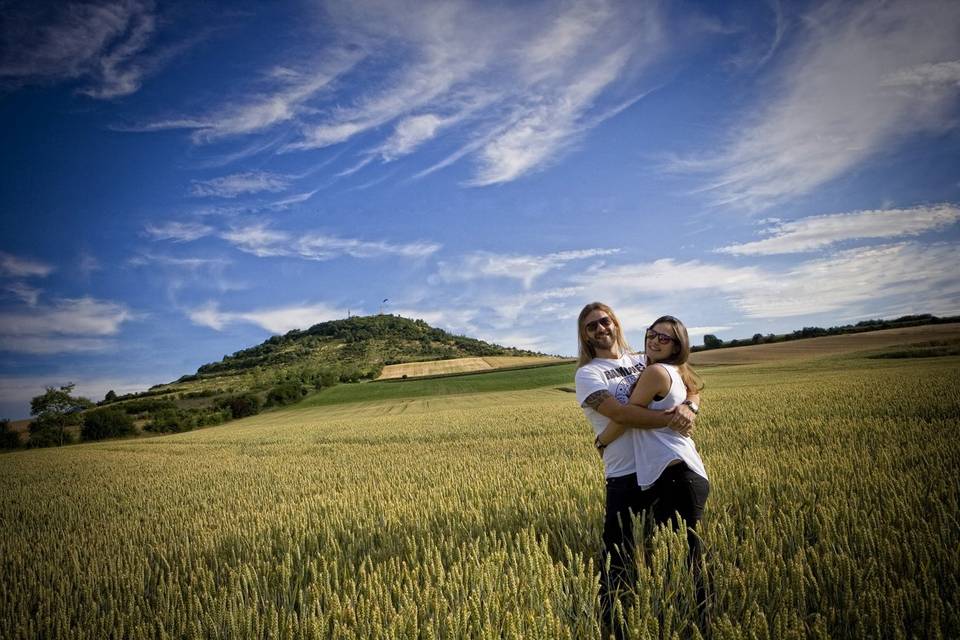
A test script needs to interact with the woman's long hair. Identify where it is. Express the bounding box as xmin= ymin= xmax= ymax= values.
xmin=647 ymin=315 xmax=704 ymax=393
xmin=576 ymin=302 xmax=631 ymax=368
